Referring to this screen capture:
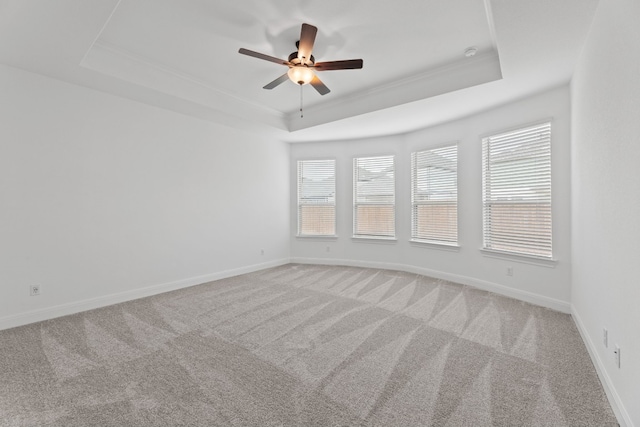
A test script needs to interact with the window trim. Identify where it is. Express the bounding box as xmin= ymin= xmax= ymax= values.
xmin=410 ymin=239 xmax=460 ymax=252
xmin=479 ymin=118 xmax=555 ymax=141
xmin=351 ymin=236 xmax=398 ymax=243
xmin=480 ymin=248 xmax=557 ymax=267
